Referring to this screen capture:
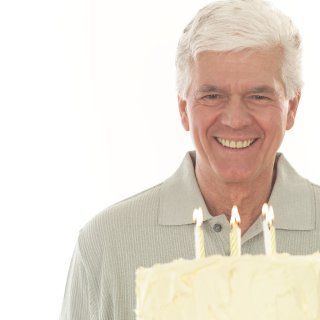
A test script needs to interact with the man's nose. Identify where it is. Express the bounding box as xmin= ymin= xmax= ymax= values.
xmin=219 ymin=96 xmax=252 ymax=129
